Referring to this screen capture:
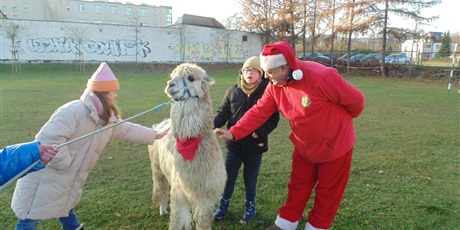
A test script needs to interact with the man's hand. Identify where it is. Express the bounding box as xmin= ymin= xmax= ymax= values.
xmin=213 ymin=128 xmax=234 ymax=141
